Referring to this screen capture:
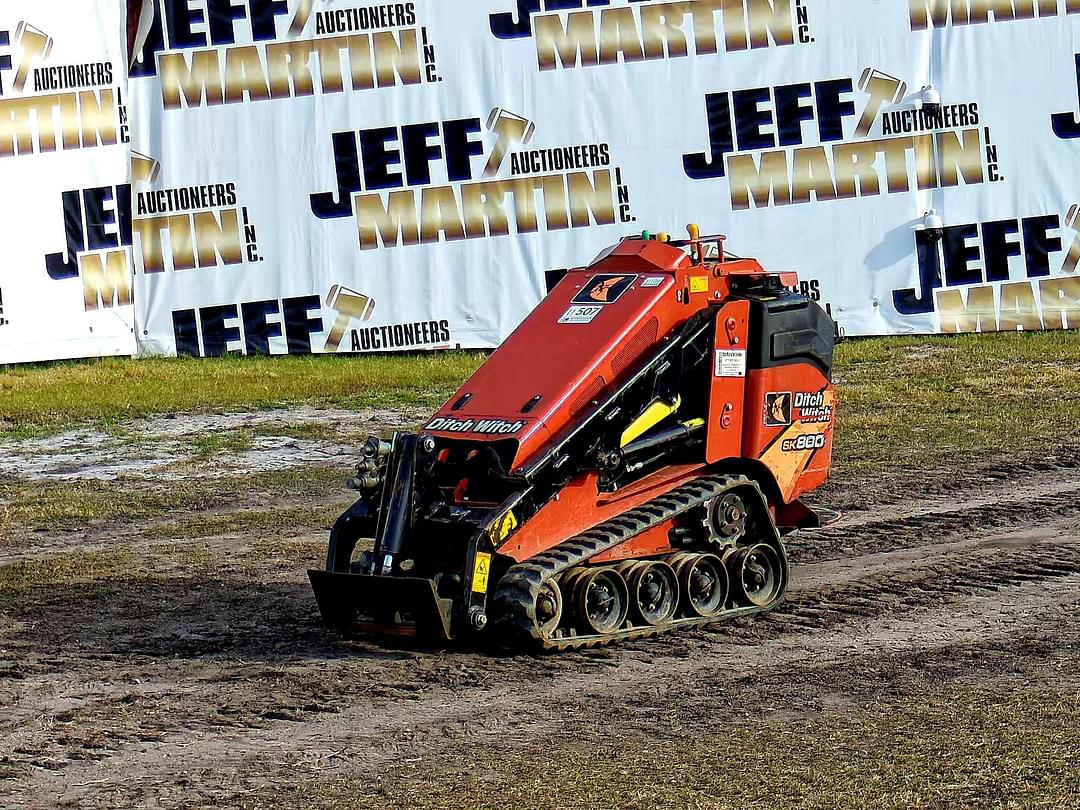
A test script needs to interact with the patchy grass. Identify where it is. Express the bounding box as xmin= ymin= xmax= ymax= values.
xmin=0 ymin=467 xmax=346 ymax=534
xmin=1 ymin=331 xmax=1079 ymax=526
xmin=356 ymin=685 xmax=1080 ymax=810
xmin=1 ymin=334 xmax=1079 ymax=807
xmin=832 ymin=330 xmax=1080 ymax=475
xmin=191 ymin=429 xmax=255 ymax=458
xmin=0 ymin=542 xmax=218 ymax=595
xmin=0 ymin=352 xmax=484 ymax=438
xmin=142 ymin=503 xmax=344 ymax=542
xmin=0 ymin=511 xmax=332 ymax=595
xmin=248 ymin=534 xmax=332 ymax=567
xmin=0 ymin=548 xmax=141 ymax=594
